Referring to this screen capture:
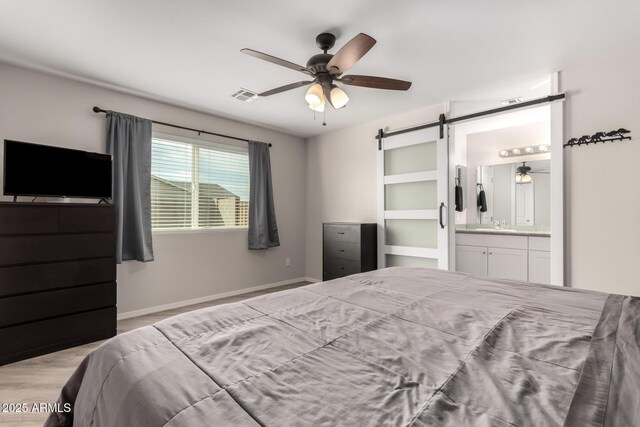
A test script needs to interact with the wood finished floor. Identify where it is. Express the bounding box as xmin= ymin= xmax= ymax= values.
xmin=0 ymin=281 xmax=309 ymax=427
